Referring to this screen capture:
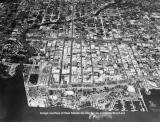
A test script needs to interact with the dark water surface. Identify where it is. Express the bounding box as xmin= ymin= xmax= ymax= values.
xmin=1 ymin=43 xmax=160 ymax=122
xmin=0 ymin=64 xmax=160 ymax=122
xmin=0 ymin=0 xmax=160 ymax=121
